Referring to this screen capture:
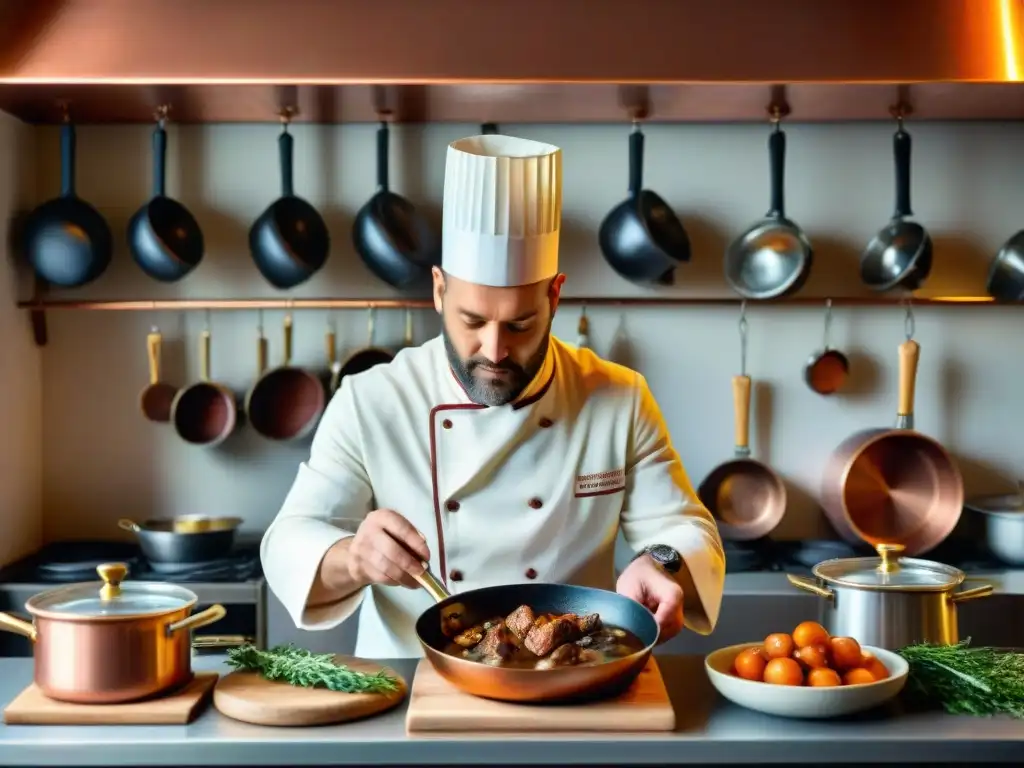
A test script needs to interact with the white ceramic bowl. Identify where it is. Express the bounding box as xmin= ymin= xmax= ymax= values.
xmin=705 ymin=642 xmax=909 ymax=719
